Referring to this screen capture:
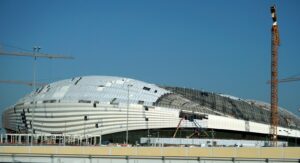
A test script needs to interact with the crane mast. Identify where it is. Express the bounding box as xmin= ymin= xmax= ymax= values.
xmin=270 ymin=5 xmax=280 ymax=147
